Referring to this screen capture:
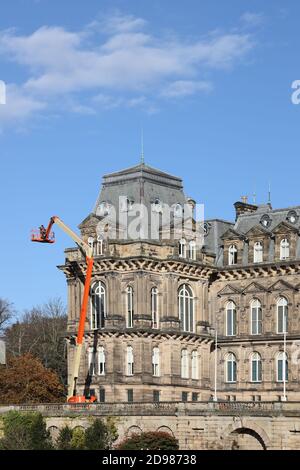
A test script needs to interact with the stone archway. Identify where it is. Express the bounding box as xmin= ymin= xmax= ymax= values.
xmin=224 ymin=421 xmax=270 ymax=450
xmin=229 ymin=427 xmax=267 ymax=450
